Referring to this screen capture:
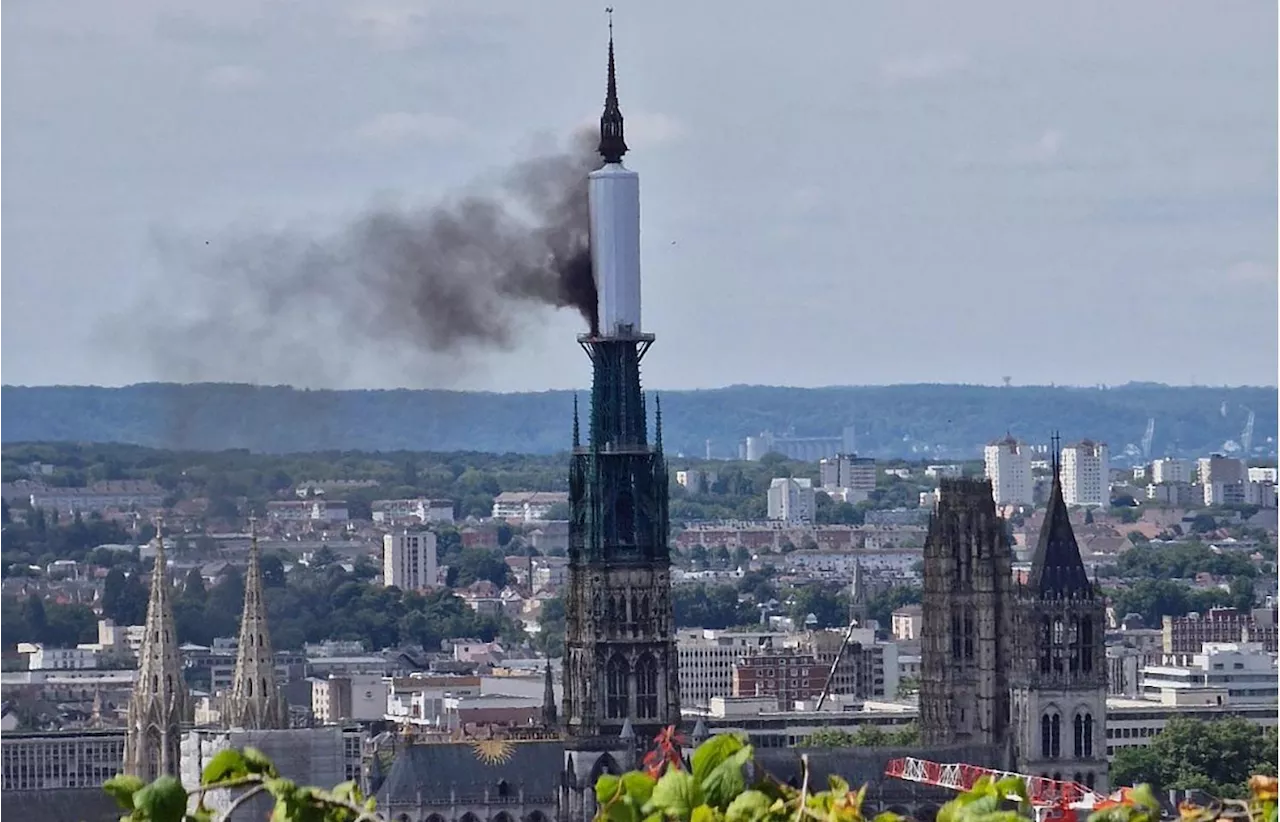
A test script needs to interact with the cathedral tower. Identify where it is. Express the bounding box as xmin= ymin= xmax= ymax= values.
xmin=225 ymin=518 xmax=286 ymax=729
xmin=1010 ymin=436 xmax=1108 ymax=791
xmin=124 ymin=522 xmax=189 ymax=780
xmin=919 ymin=479 xmax=1013 ymax=749
xmin=560 ymin=18 xmax=678 ymax=822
